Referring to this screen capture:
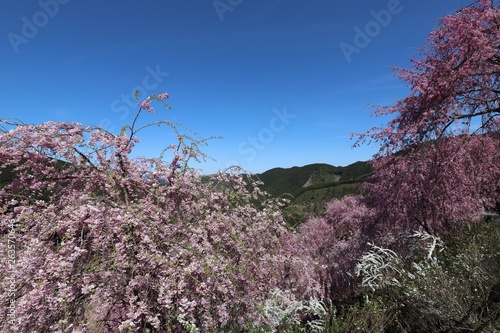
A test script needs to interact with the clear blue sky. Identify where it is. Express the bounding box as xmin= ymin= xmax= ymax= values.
xmin=1 ymin=0 xmax=466 ymax=174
